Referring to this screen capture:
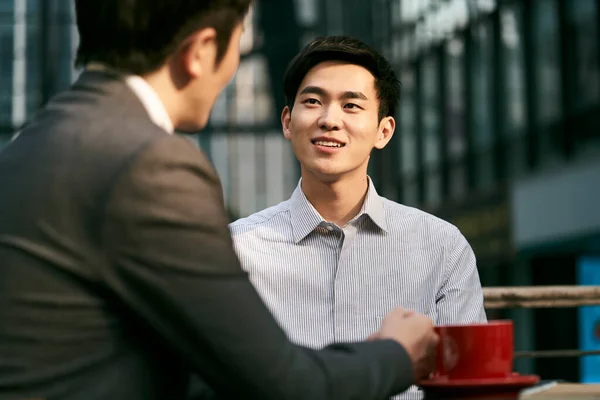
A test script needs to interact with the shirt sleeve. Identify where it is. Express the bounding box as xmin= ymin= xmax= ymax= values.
xmin=100 ymin=135 xmax=416 ymax=400
xmin=435 ymin=227 xmax=487 ymax=324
